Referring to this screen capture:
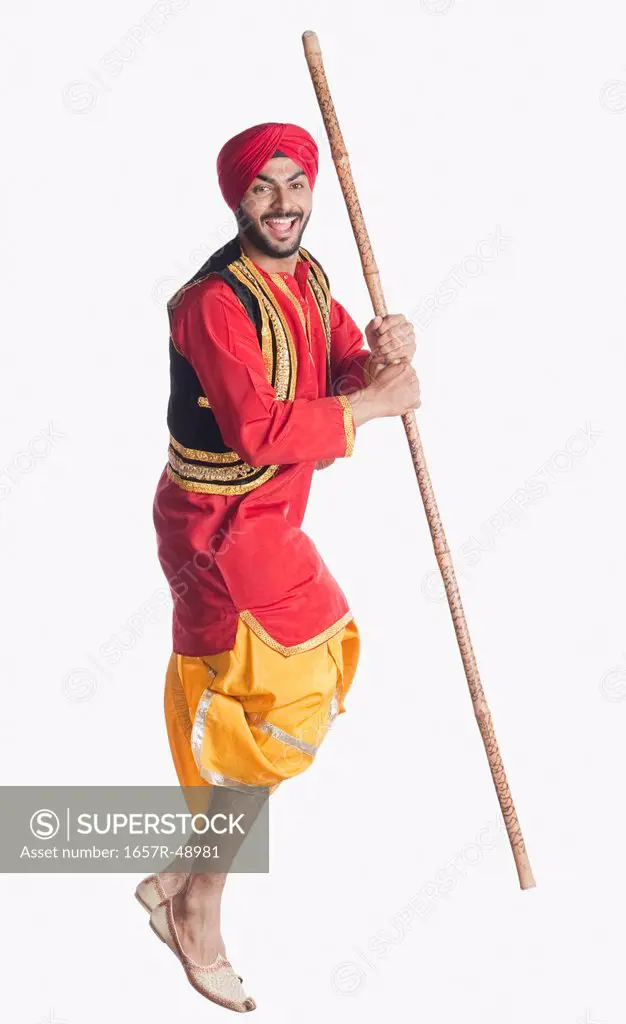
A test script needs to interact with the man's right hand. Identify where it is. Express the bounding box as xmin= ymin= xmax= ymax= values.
xmin=370 ymin=361 xmax=421 ymax=417
xmin=347 ymin=362 xmax=421 ymax=427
